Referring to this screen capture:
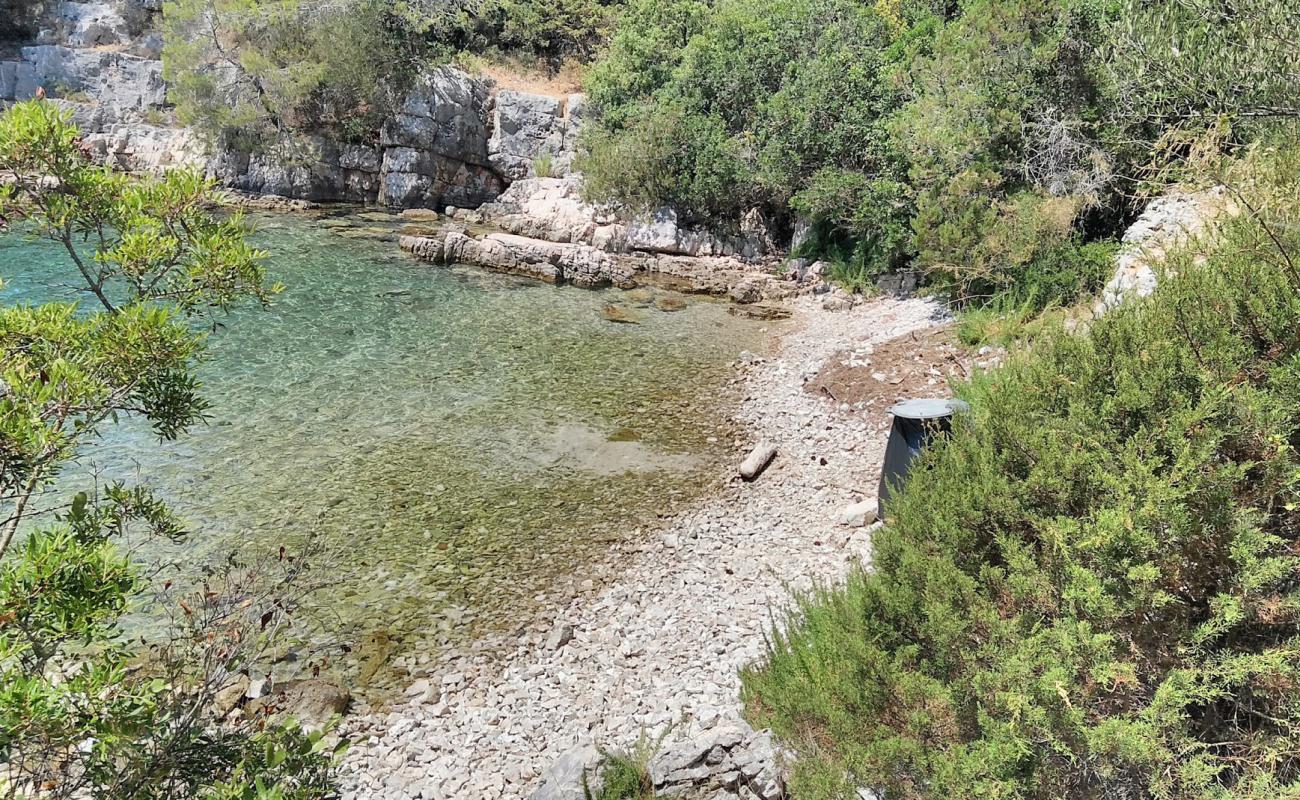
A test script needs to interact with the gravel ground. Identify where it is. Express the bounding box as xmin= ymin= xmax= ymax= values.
xmin=338 ymin=294 xmax=948 ymax=800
